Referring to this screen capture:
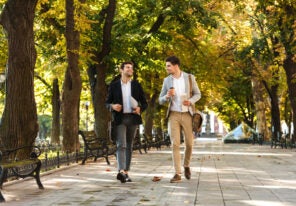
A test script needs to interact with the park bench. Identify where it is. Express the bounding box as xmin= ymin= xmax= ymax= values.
xmin=133 ymin=133 xmax=144 ymax=154
xmin=250 ymin=132 xmax=264 ymax=145
xmin=271 ymin=132 xmax=287 ymax=149
xmin=78 ymin=130 xmax=116 ymax=165
xmin=280 ymin=133 xmax=296 ymax=149
xmin=163 ymin=132 xmax=171 ymax=147
xmin=153 ymin=134 xmax=164 ymax=150
xmin=286 ymin=134 xmax=296 ymax=149
xmin=0 ymin=145 xmax=44 ymax=202
xmin=142 ymin=134 xmax=162 ymax=151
